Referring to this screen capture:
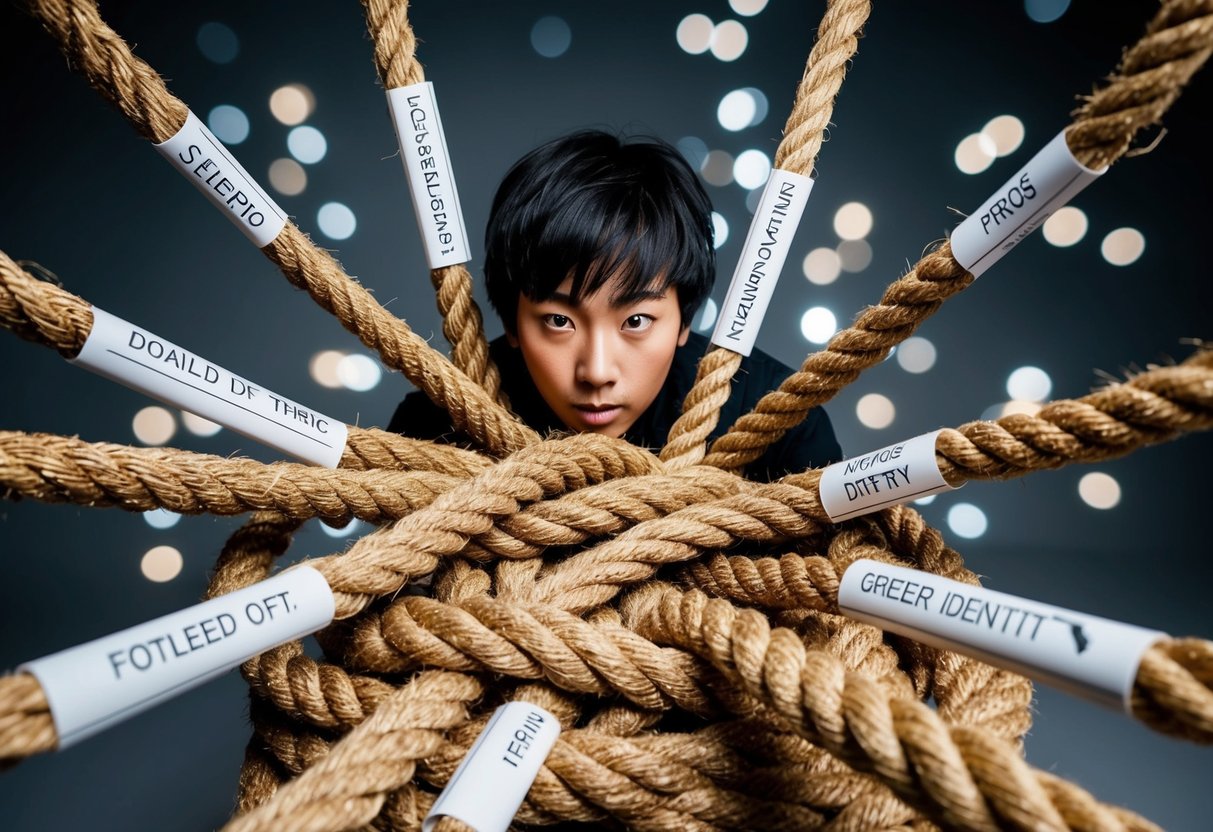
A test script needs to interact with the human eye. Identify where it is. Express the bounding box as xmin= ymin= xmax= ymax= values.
xmin=542 ymin=313 xmax=574 ymax=330
xmin=622 ymin=314 xmax=655 ymax=332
